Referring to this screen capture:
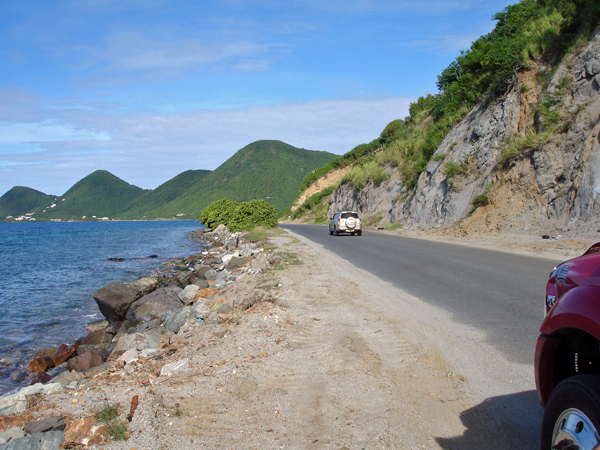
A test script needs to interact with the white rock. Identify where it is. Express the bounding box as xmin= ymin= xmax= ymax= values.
xmin=118 ymin=348 xmax=139 ymax=365
xmin=160 ymin=358 xmax=190 ymax=377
